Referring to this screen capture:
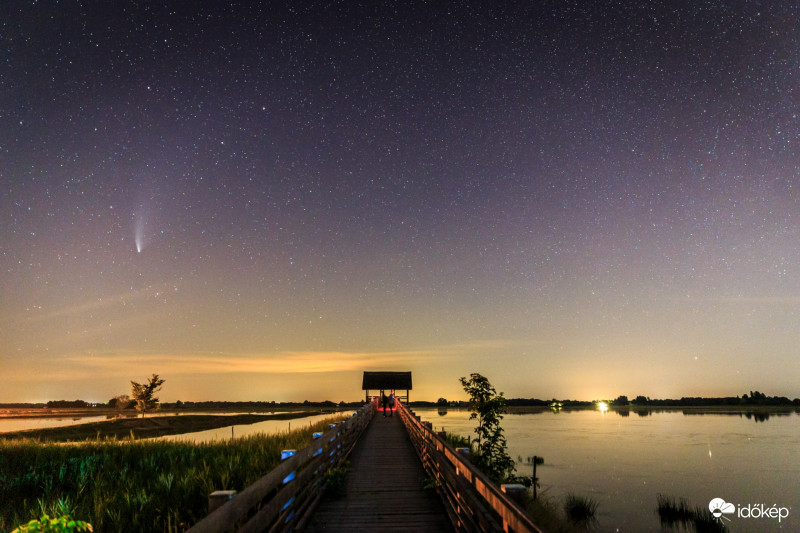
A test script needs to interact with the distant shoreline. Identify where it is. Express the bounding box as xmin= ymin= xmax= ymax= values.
xmin=0 ymin=405 xmax=330 ymax=419
xmin=501 ymin=404 xmax=800 ymax=414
